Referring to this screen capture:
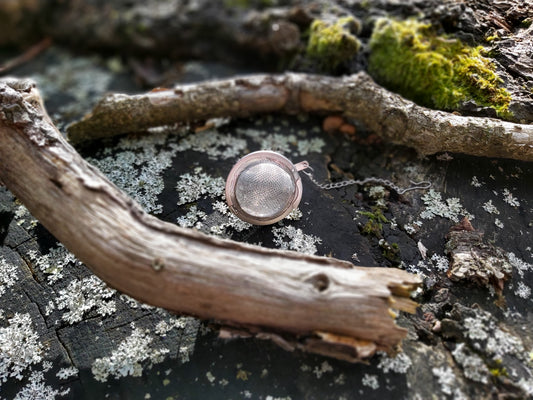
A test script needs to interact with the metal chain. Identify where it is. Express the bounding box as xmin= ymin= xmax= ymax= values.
xmin=300 ymin=166 xmax=431 ymax=194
